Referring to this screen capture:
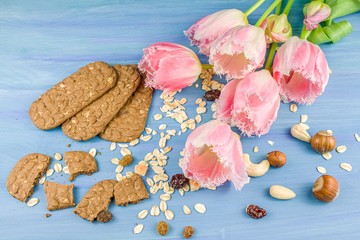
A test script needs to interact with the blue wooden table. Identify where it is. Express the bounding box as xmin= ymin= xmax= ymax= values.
xmin=0 ymin=0 xmax=359 ymax=239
